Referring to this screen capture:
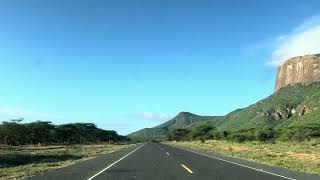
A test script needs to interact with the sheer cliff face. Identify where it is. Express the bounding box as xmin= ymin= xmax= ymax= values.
xmin=275 ymin=54 xmax=320 ymax=92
